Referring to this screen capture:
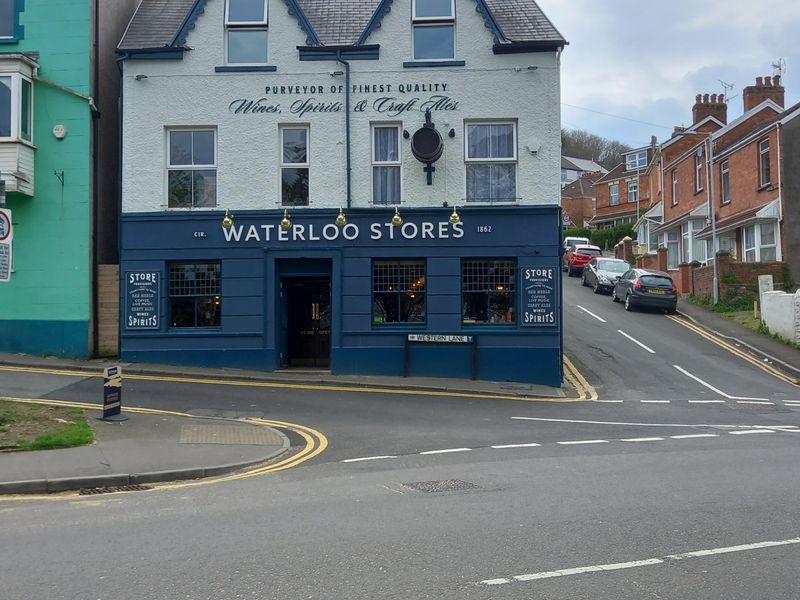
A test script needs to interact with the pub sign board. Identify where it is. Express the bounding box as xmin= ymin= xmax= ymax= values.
xmin=0 ymin=209 xmax=12 ymax=242
xmin=521 ymin=266 xmax=559 ymax=327
xmin=125 ymin=271 xmax=160 ymax=330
